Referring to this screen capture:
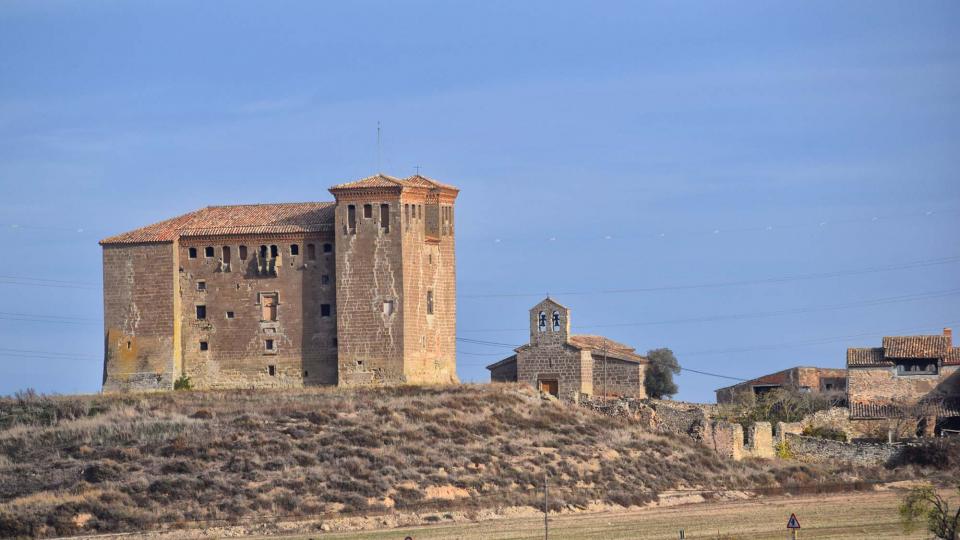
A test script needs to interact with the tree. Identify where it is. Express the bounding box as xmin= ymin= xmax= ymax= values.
xmin=900 ymin=484 xmax=960 ymax=540
xmin=644 ymin=348 xmax=680 ymax=399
